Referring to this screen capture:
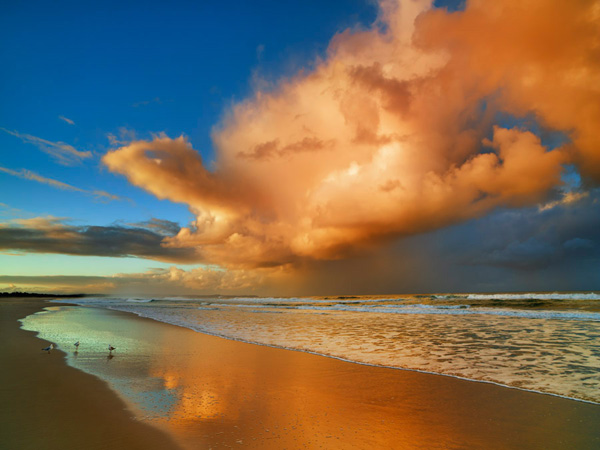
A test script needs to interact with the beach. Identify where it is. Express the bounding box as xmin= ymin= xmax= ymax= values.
xmin=4 ymin=298 xmax=599 ymax=449
xmin=0 ymin=298 xmax=180 ymax=450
